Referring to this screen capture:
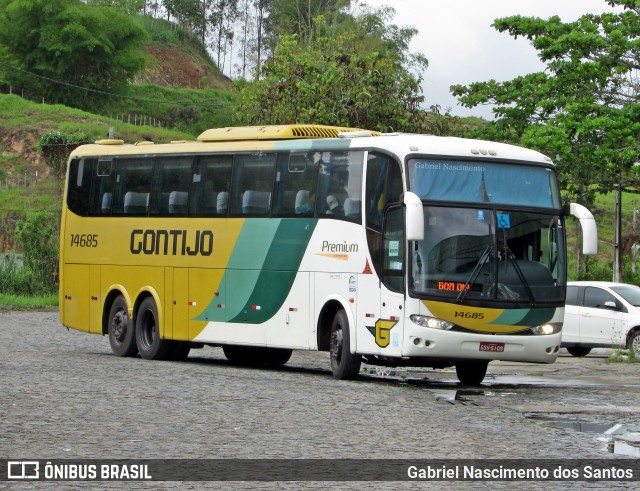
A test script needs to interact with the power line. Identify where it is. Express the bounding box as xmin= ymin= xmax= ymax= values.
xmin=0 ymin=61 xmax=231 ymax=107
